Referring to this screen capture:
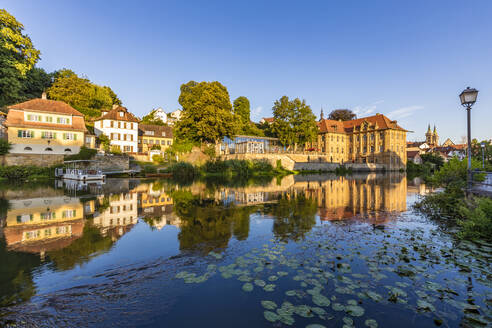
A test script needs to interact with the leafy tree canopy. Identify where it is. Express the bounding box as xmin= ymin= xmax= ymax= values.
xmin=233 ymin=96 xmax=264 ymax=136
xmin=0 ymin=10 xmax=51 ymax=108
xmin=47 ymin=69 xmax=121 ymax=118
xmin=0 ymin=9 xmax=40 ymax=75
xmin=175 ymin=81 xmax=239 ymax=143
xmin=141 ymin=109 xmax=167 ymax=126
xmin=271 ymin=96 xmax=317 ymax=148
xmin=327 ymin=109 xmax=356 ymax=121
